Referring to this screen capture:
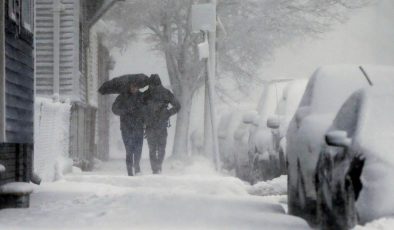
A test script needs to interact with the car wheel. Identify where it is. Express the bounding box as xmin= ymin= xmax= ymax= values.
xmin=250 ymin=156 xmax=261 ymax=184
xmin=344 ymin=175 xmax=358 ymax=229
xmin=296 ymin=158 xmax=317 ymax=225
xmin=316 ymin=153 xmax=358 ymax=230
xmin=288 ymin=159 xmax=306 ymax=217
xmin=278 ymin=147 xmax=286 ymax=175
xmin=316 ymin=153 xmax=337 ymax=229
xmin=297 ymin=162 xmax=307 ymax=211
